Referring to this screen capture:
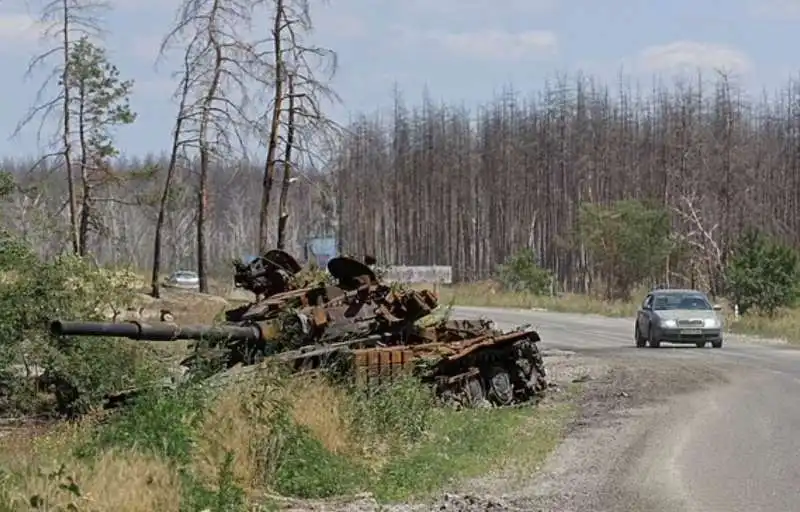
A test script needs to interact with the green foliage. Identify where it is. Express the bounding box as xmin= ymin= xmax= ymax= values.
xmin=724 ymin=229 xmax=800 ymax=317
xmin=65 ymin=36 xmax=136 ymax=161
xmin=497 ymin=248 xmax=553 ymax=294
xmin=270 ymin=418 xmax=367 ymax=499
xmin=579 ymin=200 xmax=673 ymax=300
xmin=0 ymin=231 xmax=164 ymax=415
xmin=76 ymin=386 xmax=209 ymax=463
xmin=347 ymin=377 xmax=434 ymax=442
xmin=264 ymin=377 xmax=435 ymax=499
xmin=372 ymin=406 xmax=560 ymax=502
xmin=0 ymin=171 xmax=14 ymax=199
xmin=183 ymin=452 xmax=247 ymax=512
